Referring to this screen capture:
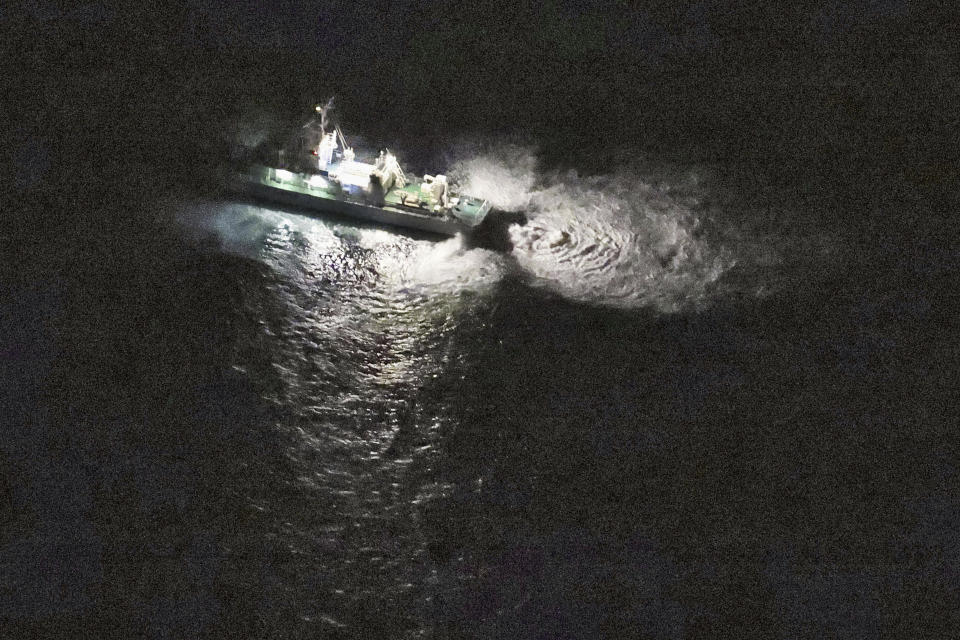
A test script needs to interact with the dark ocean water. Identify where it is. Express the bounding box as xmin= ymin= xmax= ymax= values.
xmin=4 ymin=11 xmax=960 ymax=629
xmin=4 ymin=132 xmax=956 ymax=638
